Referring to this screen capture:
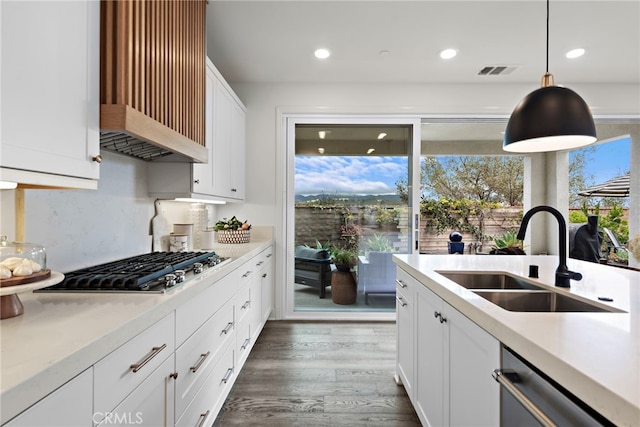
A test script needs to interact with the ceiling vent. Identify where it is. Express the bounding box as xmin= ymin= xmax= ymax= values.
xmin=477 ymin=66 xmax=519 ymax=76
